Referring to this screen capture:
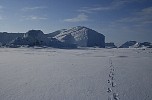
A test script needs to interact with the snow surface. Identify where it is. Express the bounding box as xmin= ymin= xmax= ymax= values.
xmin=0 ymin=48 xmax=152 ymax=100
